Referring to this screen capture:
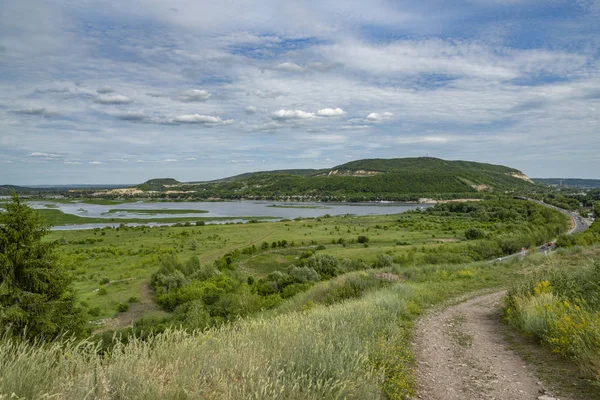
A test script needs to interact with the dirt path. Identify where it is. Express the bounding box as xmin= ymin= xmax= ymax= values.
xmin=413 ymin=291 xmax=561 ymax=400
xmin=94 ymin=281 xmax=164 ymax=333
